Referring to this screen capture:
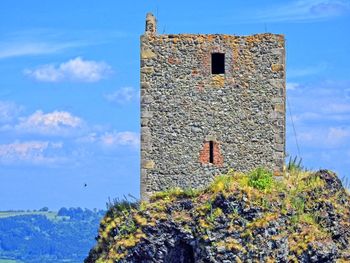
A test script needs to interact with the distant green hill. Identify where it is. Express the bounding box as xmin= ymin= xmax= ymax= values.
xmin=0 ymin=259 xmax=20 ymax=263
xmin=0 ymin=208 xmax=104 ymax=263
